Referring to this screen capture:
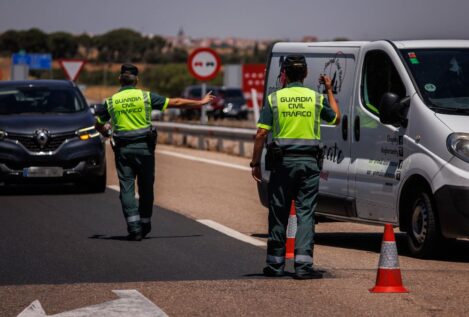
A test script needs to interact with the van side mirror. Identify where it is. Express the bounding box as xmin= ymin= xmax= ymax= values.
xmin=379 ymin=93 xmax=410 ymax=128
xmin=89 ymin=103 xmax=106 ymax=116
